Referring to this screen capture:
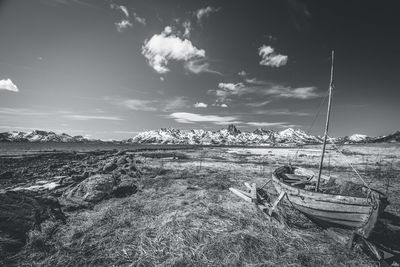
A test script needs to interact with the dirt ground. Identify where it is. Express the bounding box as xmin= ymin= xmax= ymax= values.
xmin=1 ymin=143 xmax=399 ymax=266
